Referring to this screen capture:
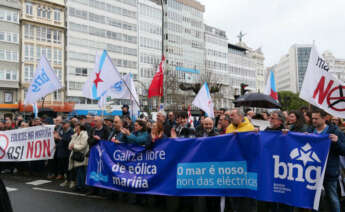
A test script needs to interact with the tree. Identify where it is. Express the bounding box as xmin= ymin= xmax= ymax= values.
xmin=278 ymin=91 xmax=309 ymax=111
